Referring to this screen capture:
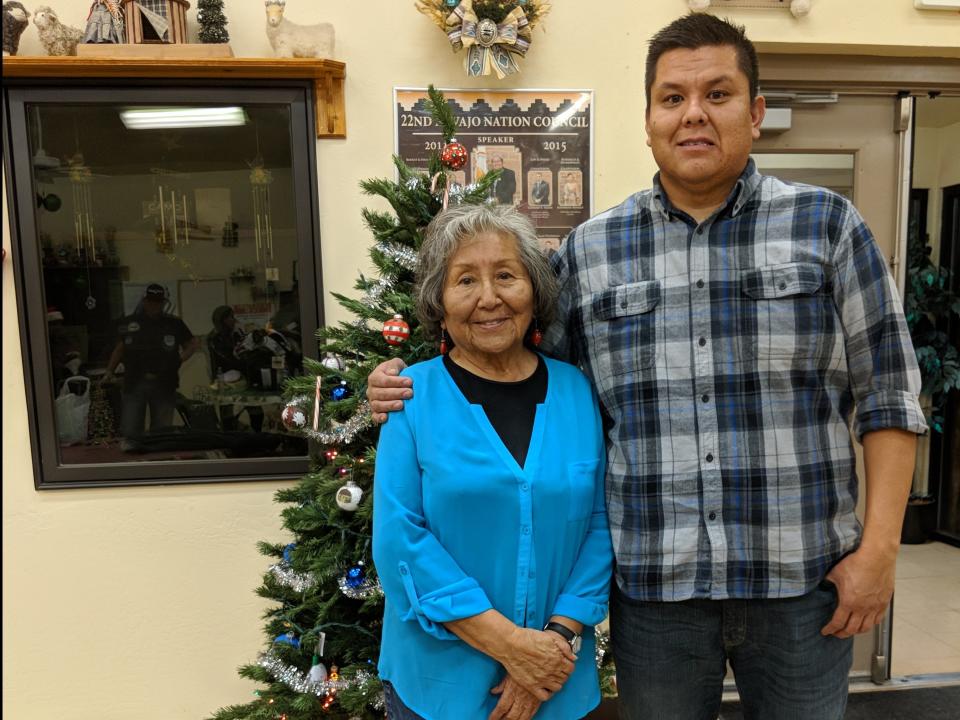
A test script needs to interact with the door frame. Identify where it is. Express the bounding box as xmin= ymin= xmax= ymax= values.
xmin=749 ymin=50 xmax=960 ymax=687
